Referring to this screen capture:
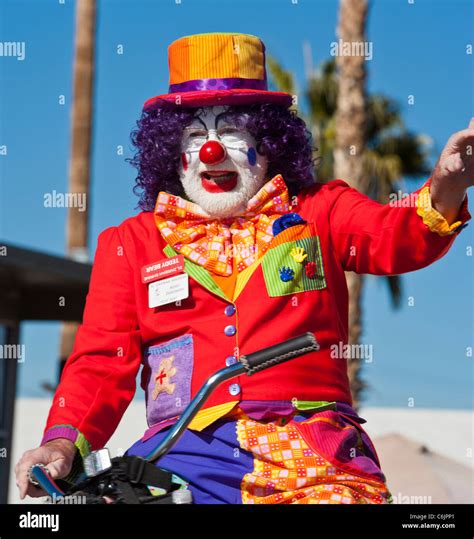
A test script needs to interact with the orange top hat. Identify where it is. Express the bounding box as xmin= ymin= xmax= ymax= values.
xmin=144 ymin=33 xmax=293 ymax=110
